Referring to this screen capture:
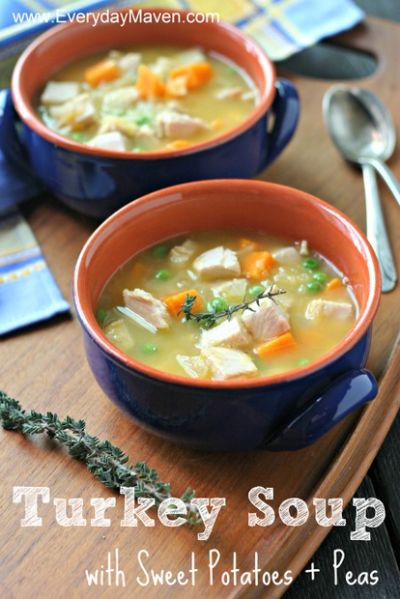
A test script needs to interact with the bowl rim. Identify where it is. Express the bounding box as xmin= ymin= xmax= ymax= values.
xmin=11 ymin=7 xmax=276 ymax=161
xmin=73 ymin=179 xmax=381 ymax=390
